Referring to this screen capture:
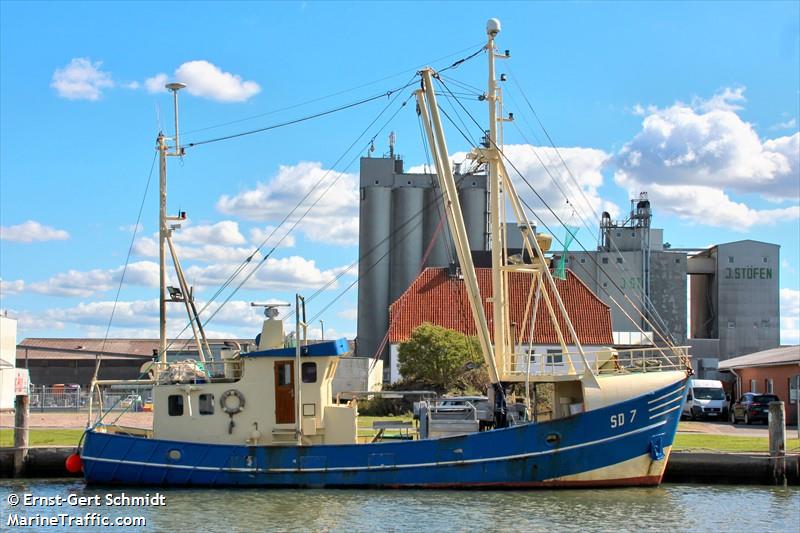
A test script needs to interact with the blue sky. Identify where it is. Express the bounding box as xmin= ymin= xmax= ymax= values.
xmin=1 ymin=1 xmax=798 ymax=344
